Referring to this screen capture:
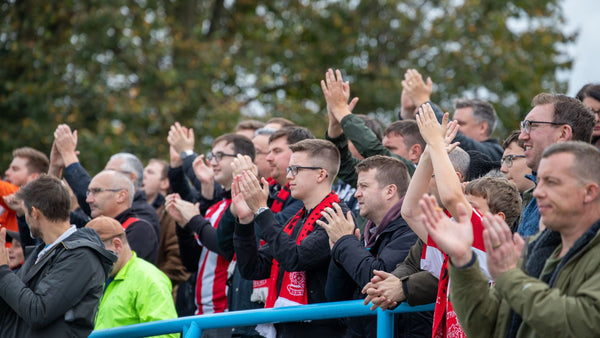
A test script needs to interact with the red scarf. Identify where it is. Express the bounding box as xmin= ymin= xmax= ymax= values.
xmin=426 ymin=208 xmax=489 ymax=338
xmin=264 ymin=192 xmax=339 ymax=308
